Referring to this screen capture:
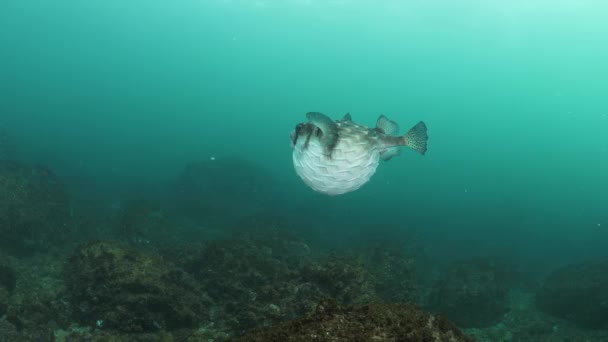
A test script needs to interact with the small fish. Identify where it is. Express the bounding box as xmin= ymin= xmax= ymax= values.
xmin=290 ymin=112 xmax=428 ymax=195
